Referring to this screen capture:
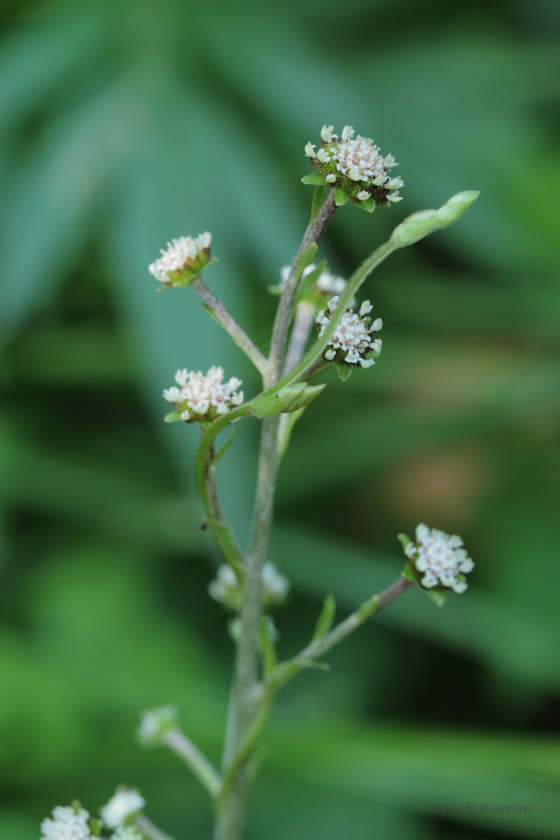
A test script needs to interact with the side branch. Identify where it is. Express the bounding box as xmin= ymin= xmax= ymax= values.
xmin=192 ymin=277 xmax=270 ymax=378
xmin=267 ymin=577 xmax=415 ymax=692
xmin=136 ymin=816 xmax=178 ymax=840
xmin=163 ymin=727 xmax=222 ymax=799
